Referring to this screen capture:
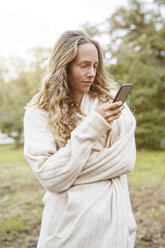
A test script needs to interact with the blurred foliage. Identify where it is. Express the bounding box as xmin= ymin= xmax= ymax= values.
xmin=84 ymin=0 xmax=165 ymax=149
xmin=0 ymin=47 xmax=50 ymax=145
xmin=0 ymin=0 xmax=165 ymax=149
